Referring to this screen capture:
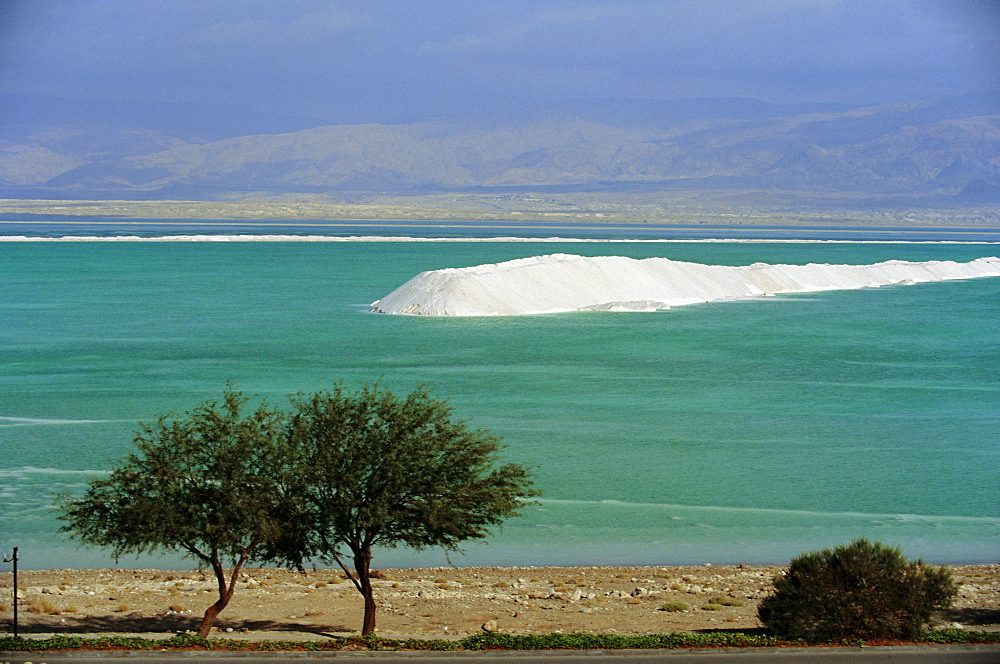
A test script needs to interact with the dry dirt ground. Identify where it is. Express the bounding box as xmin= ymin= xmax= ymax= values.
xmin=2 ymin=565 xmax=997 ymax=639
